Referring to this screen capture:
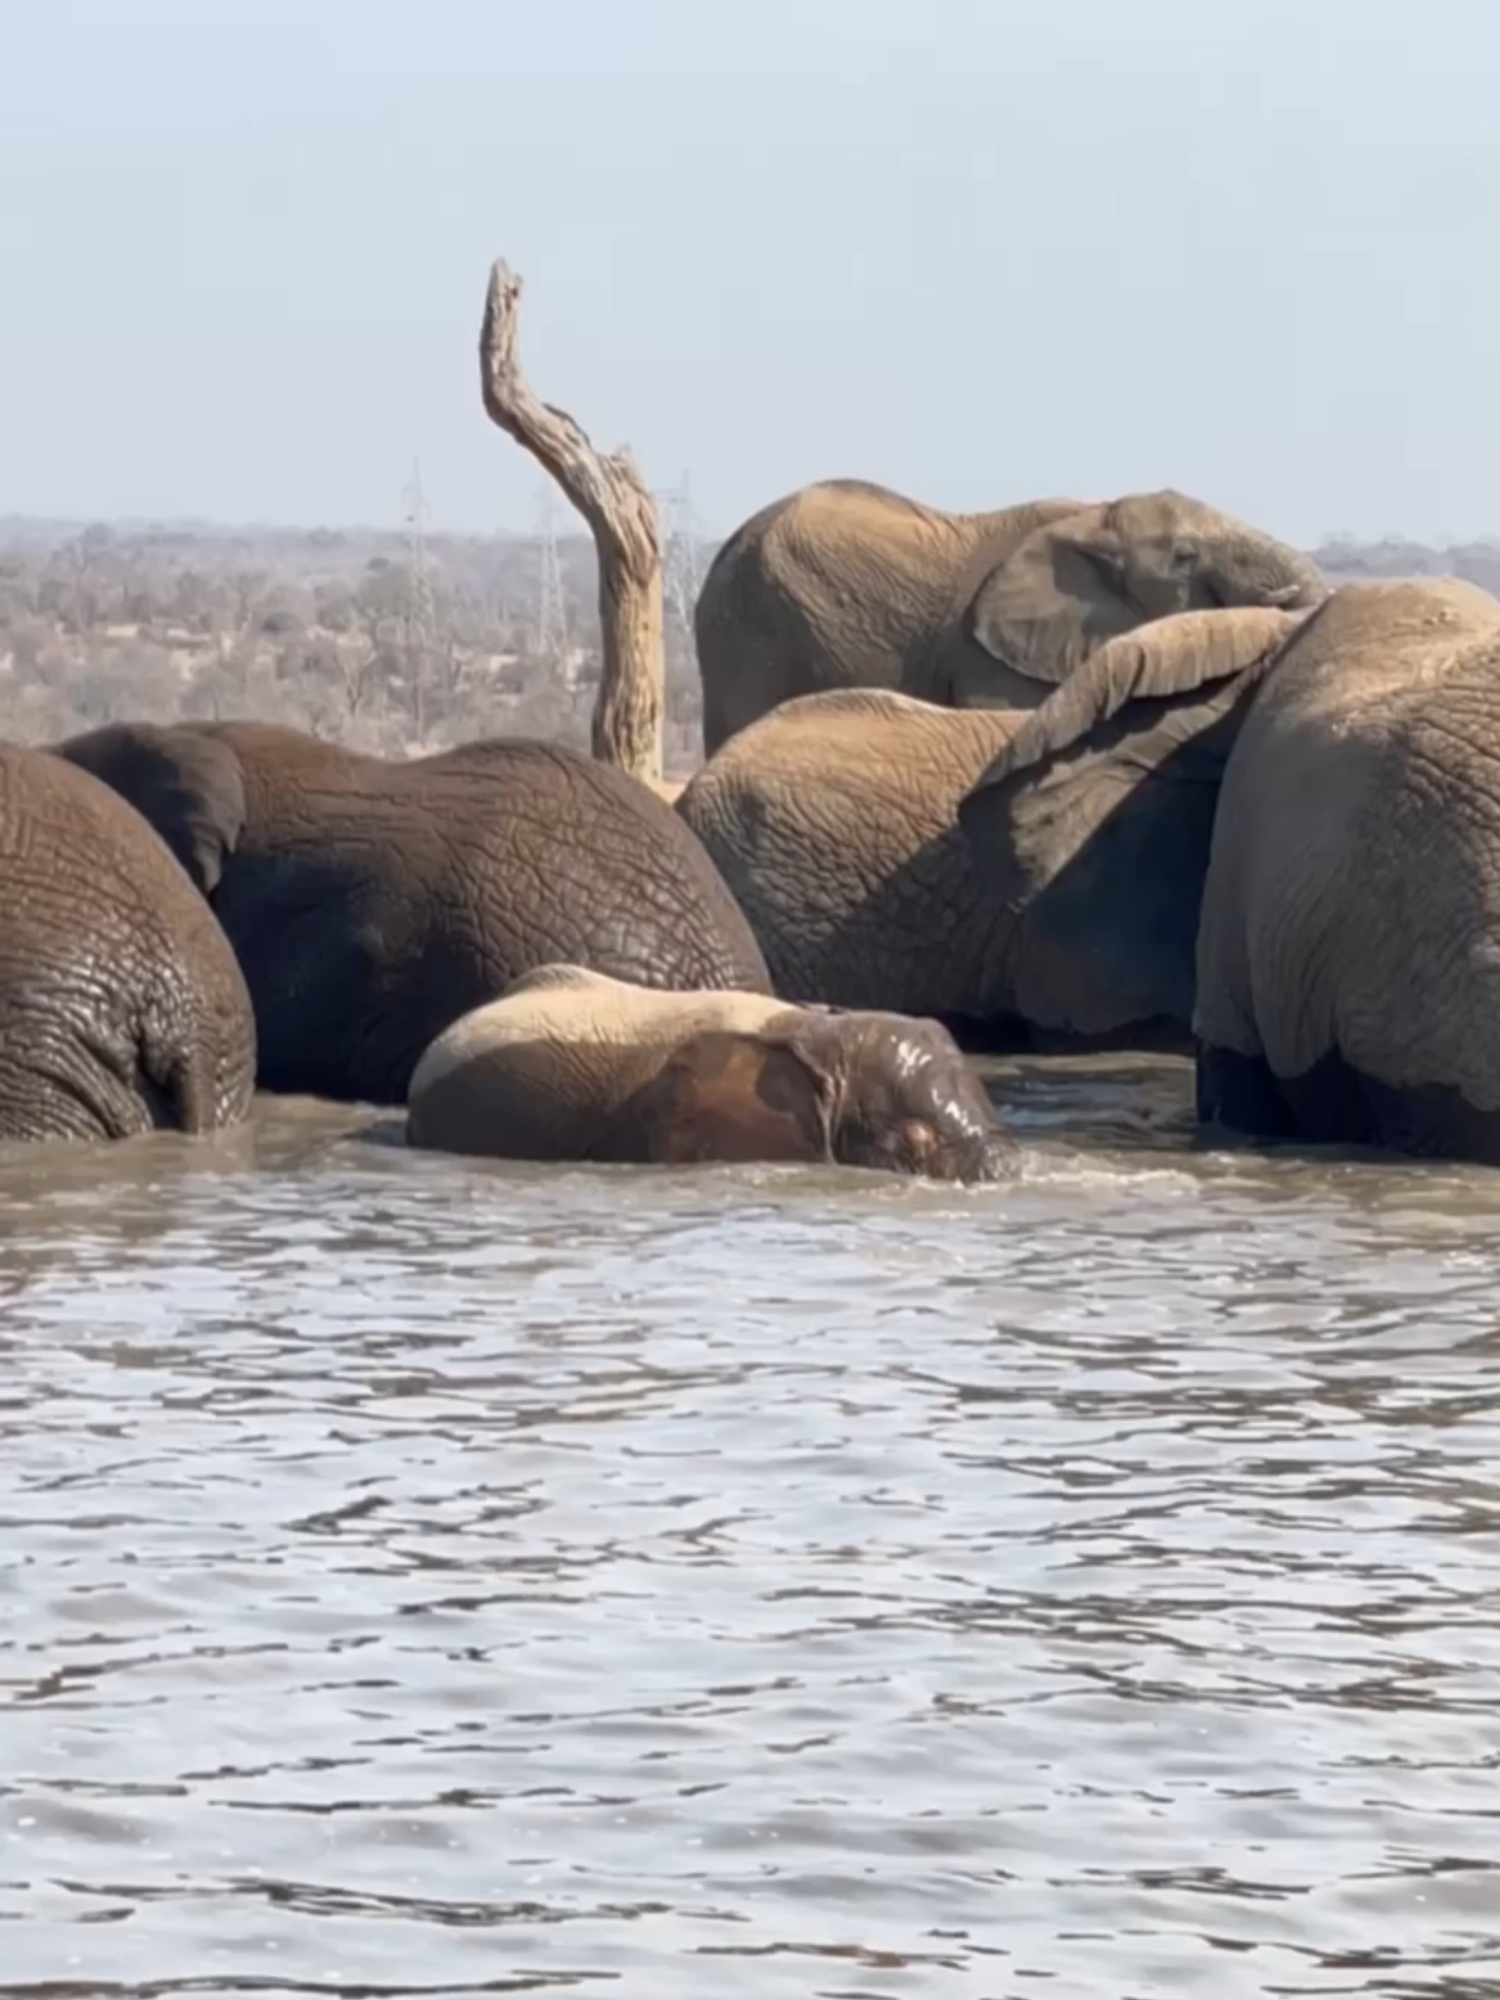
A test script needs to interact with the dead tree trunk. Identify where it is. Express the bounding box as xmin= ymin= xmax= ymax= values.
xmin=479 ymin=258 xmax=664 ymax=783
